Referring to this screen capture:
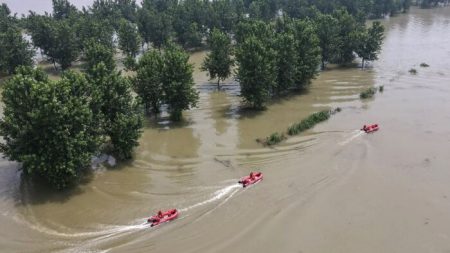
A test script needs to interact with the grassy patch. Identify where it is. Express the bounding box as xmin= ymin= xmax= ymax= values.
xmin=258 ymin=109 xmax=341 ymax=146
xmin=409 ymin=68 xmax=417 ymax=74
xmin=360 ymin=87 xmax=377 ymax=99
xmin=287 ymin=110 xmax=331 ymax=136
xmin=420 ymin=63 xmax=430 ymax=67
